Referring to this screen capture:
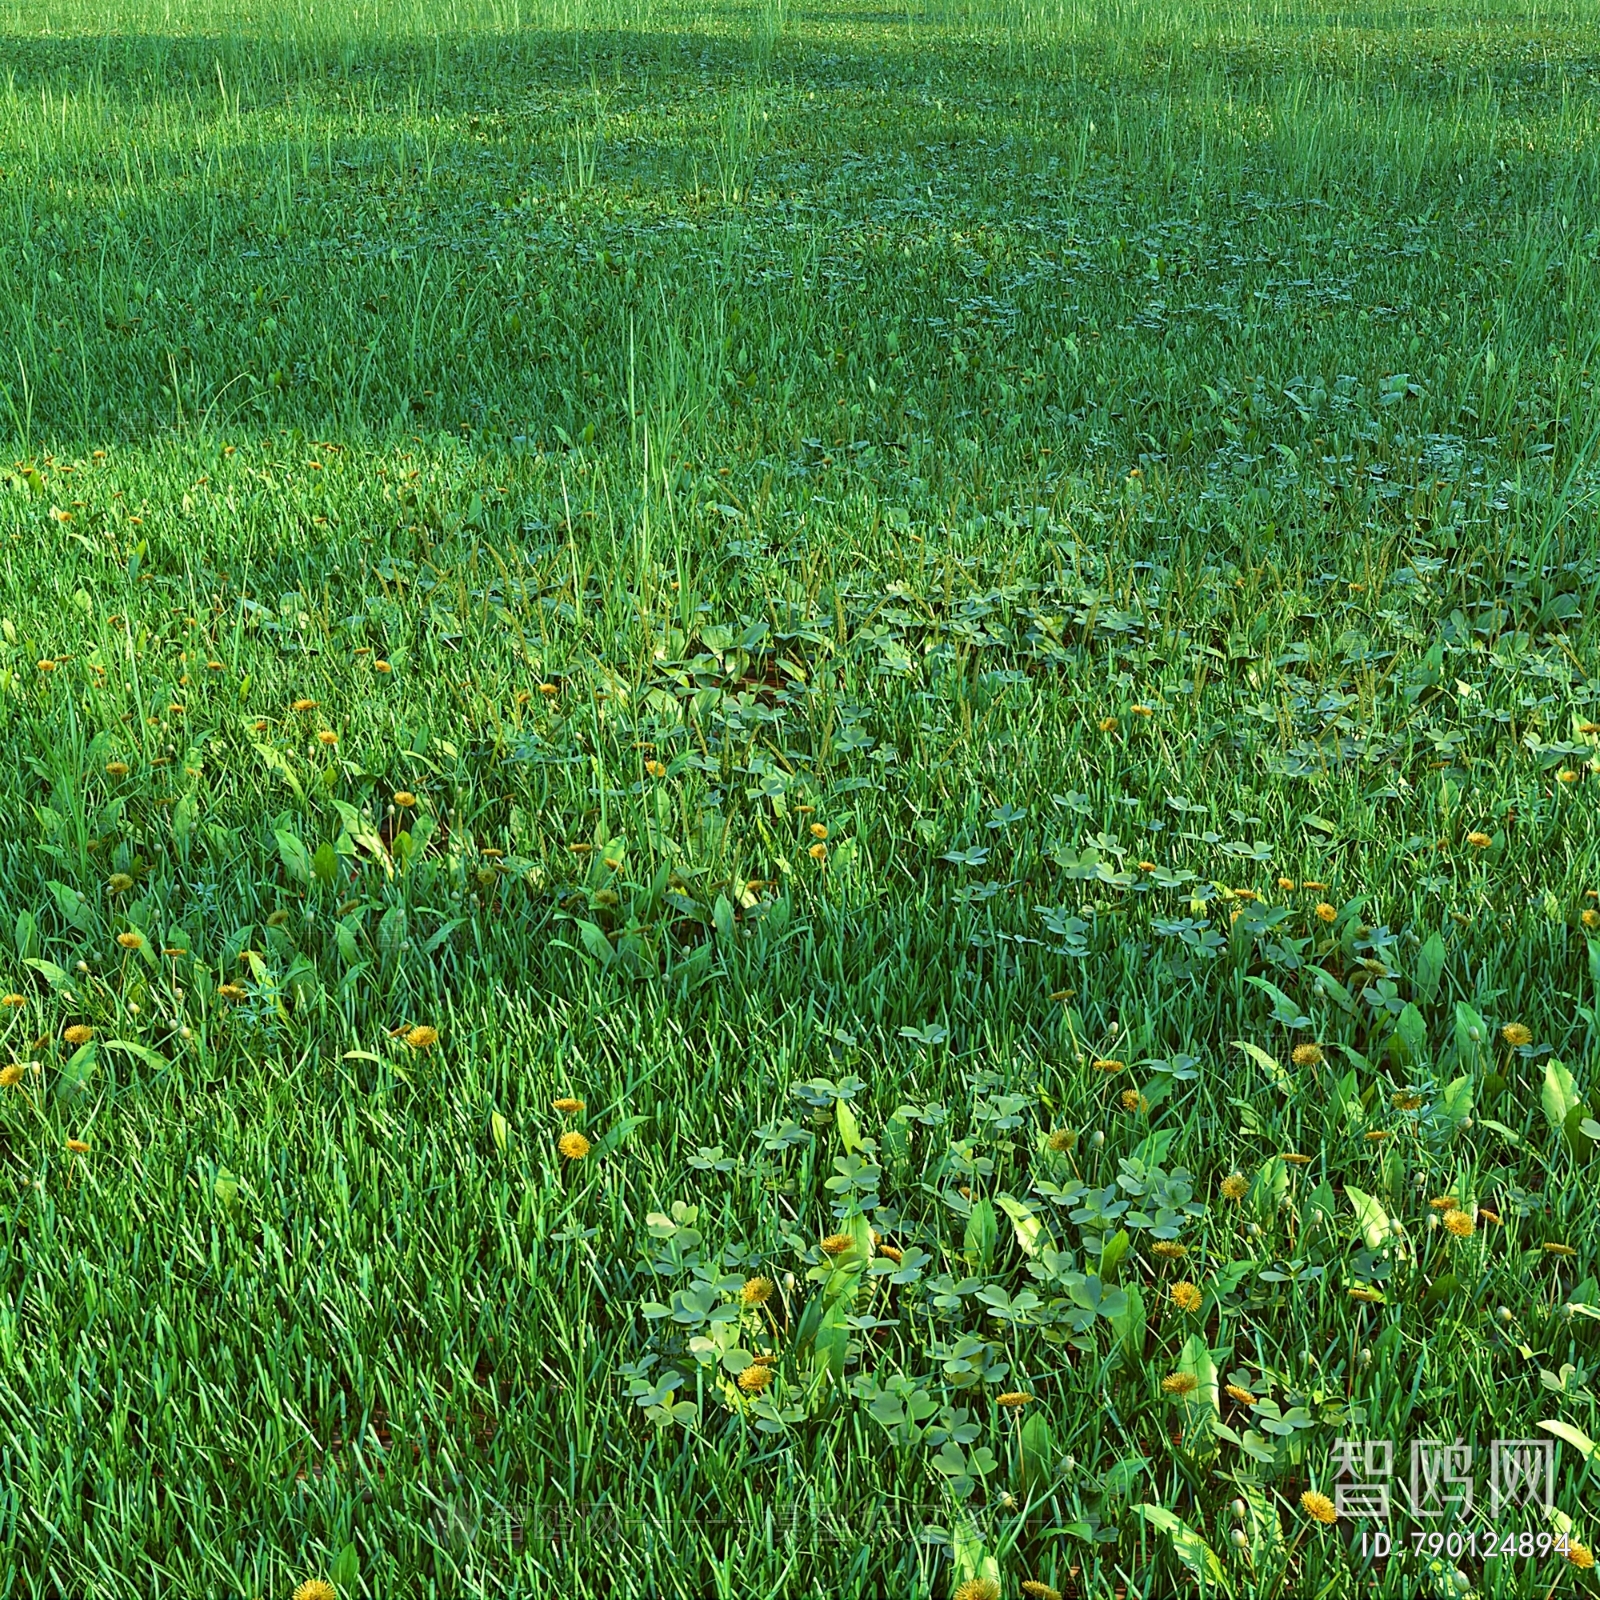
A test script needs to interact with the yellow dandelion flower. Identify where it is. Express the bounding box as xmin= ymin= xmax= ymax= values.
xmin=1428 ymin=1196 xmax=1460 ymax=1210
xmin=1130 ymin=703 xmax=1154 ymax=717
xmin=1314 ymin=901 xmax=1338 ymax=924
xmin=115 ymin=931 xmax=143 ymax=950
xmin=1137 ymin=860 xmax=1158 ymax=871
xmin=66 ymin=1137 xmax=90 ymax=1153
xmin=809 ymin=822 xmax=828 ymax=839
xmin=558 ymin=1131 xmax=591 ymax=1160
xmin=1348 ymin=1286 xmax=1384 ymax=1303
xmin=1277 ymin=877 xmax=1297 ymax=891
xmin=740 ymin=1277 xmax=775 ymax=1307
xmin=108 ymin=873 xmax=134 ymax=893
xmin=373 ymin=659 xmax=392 ymax=673
xmin=1022 ymin=1583 xmax=1064 ymax=1600
xmin=1093 ymin=1058 xmax=1124 ymax=1074
xmin=1365 ymin=1129 xmax=1390 ymax=1143
xmin=393 ymin=790 xmax=417 ymax=809
xmin=1171 ymin=1281 xmax=1203 ymax=1312
xmin=1478 ymin=1208 xmax=1502 ymax=1225
xmin=1221 ymin=1172 xmax=1248 ymax=1201
xmin=1119 ymin=1088 xmax=1146 ymax=1112
xmin=105 ymin=760 xmax=130 ymax=777
xmin=291 ymin=698 xmax=317 ymax=712
xmin=809 ymin=842 xmax=827 ymax=861
xmin=1393 ymin=1092 xmax=1424 ymax=1110
xmin=878 ymin=1245 xmax=903 ymax=1264
xmin=1543 ymin=1242 xmax=1577 ymax=1257
xmin=820 ymin=1233 xmax=853 ymax=1256
xmin=1226 ymin=1383 xmax=1257 ymax=1406
xmin=1557 ymin=769 xmax=1580 ymax=785
xmin=538 ymin=681 xmax=559 ymax=696
xmin=37 ymin=658 xmax=58 ymax=672
xmin=1442 ymin=1209 xmax=1474 ymax=1238
xmin=1301 ymin=1491 xmax=1338 ymax=1525
xmin=1291 ymin=1043 xmax=1324 ymax=1067
xmin=1 ymin=993 xmax=25 ymax=1008
xmin=294 ymin=1582 xmax=338 ymax=1600
xmin=63 ymin=1024 xmax=94 ymax=1045
xmin=207 ymin=659 xmax=225 ymax=671
xmin=1047 ymin=1129 xmax=1075 ymax=1152
xmin=953 ymin=1582 xmax=1001 ymax=1600
xmin=217 ymin=983 xmax=247 ymax=999
xmin=1302 ymin=880 xmax=1328 ymax=891
xmin=1466 ymin=831 xmax=1492 ymax=848
xmin=552 ymin=1096 xmax=585 ymax=1114
xmin=1151 ymin=1240 xmax=1188 ymax=1259
xmin=1501 ymin=1023 xmax=1532 ymax=1047
xmin=645 ymin=759 xmax=667 ymax=778
xmin=1280 ymin=1152 xmax=1312 ymax=1165
xmin=1161 ymin=1371 xmax=1199 ymax=1396
xmin=1567 ymin=1542 xmax=1594 ymax=1570
xmin=996 ymin=1391 xmax=1034 ymax=1408
xmin=1583 ymin=909 xmax=1600 ymax=930
xmin=737 ymin=1363 xmax=774 ymax=1394
xmin=317 ymin=729 xmax=338 ymax=746
xmin=0 ymin=1064 xmax=23 ymax=1089
xmin=405 ymin=1025 xmax=438 ymax=1050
